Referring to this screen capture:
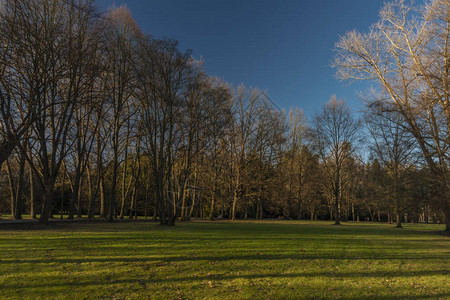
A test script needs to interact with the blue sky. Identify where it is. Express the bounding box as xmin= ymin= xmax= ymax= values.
xmin=95 ymin=0 xmax=385 ymax=119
